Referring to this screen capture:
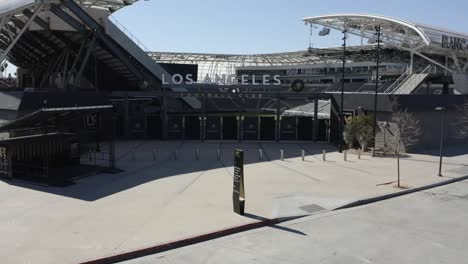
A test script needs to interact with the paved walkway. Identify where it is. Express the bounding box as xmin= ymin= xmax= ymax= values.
xmin=0 ymin=141 xmax=467 ymax=263
xmin=123 ymin=180 xmax=468 ymax=264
